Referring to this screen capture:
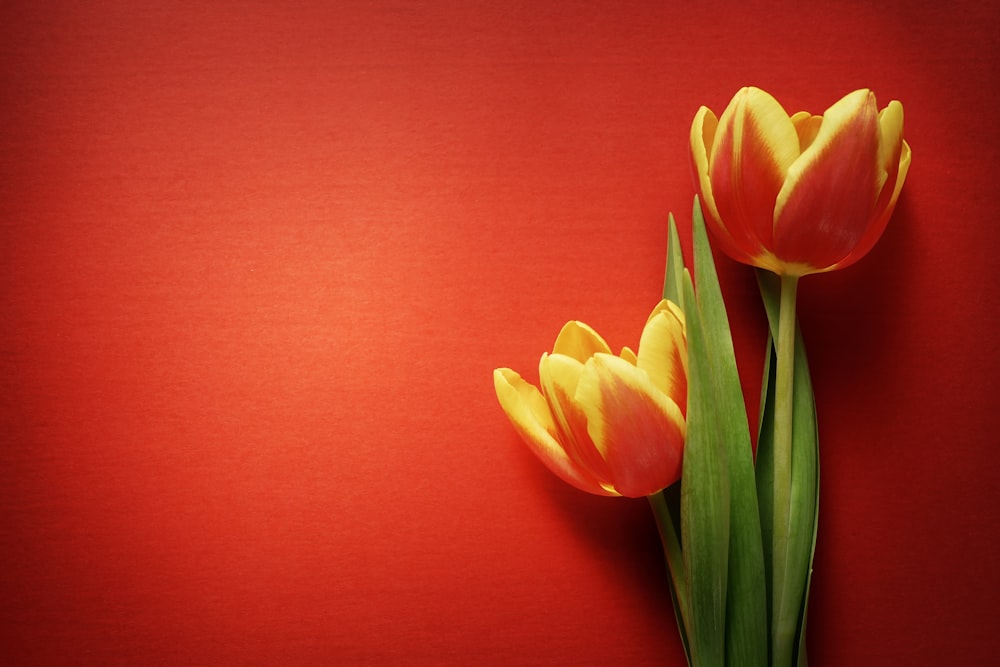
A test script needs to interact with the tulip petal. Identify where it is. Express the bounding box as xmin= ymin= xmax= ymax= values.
xmin=832 ymin=102 xmax=910 ymax=271
xmin=539 ymin=353 xmax=614 ymax=485
xmin=867 ymin=102 xmax=910 ymax=234
xmin=709 ymin=87 xmax=801 ymax=257
xmin=637 ymin=301 xmax=688 ymax=415
xmin=575 ymin=354 xmax=685 ymax=498
xmin=552 ymin=320 xmax=612 ymax=362
xmin=773 ymin=89 xmax=883 ymax=272
xmin=790 ymin=112 xmax=822 ymax=152
xmin=877 ymin=100 xmax=904 ymax=172
xmin=494 ymin=368 xmax=615 ymax=496
xmin=692 ymin=107 xmax=745 ymax=258
xmin=834 ymin=136 xmax=911 ymax=271
xmin=620 ymin=346 xmax=638 ymax=365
